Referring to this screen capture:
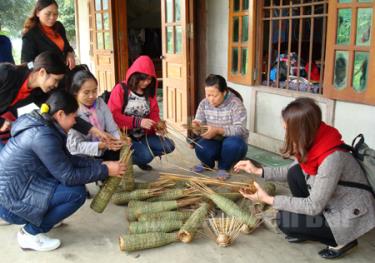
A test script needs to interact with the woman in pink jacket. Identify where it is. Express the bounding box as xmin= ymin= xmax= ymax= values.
xmin=108 ymin=56 xmax=174 ymax=170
